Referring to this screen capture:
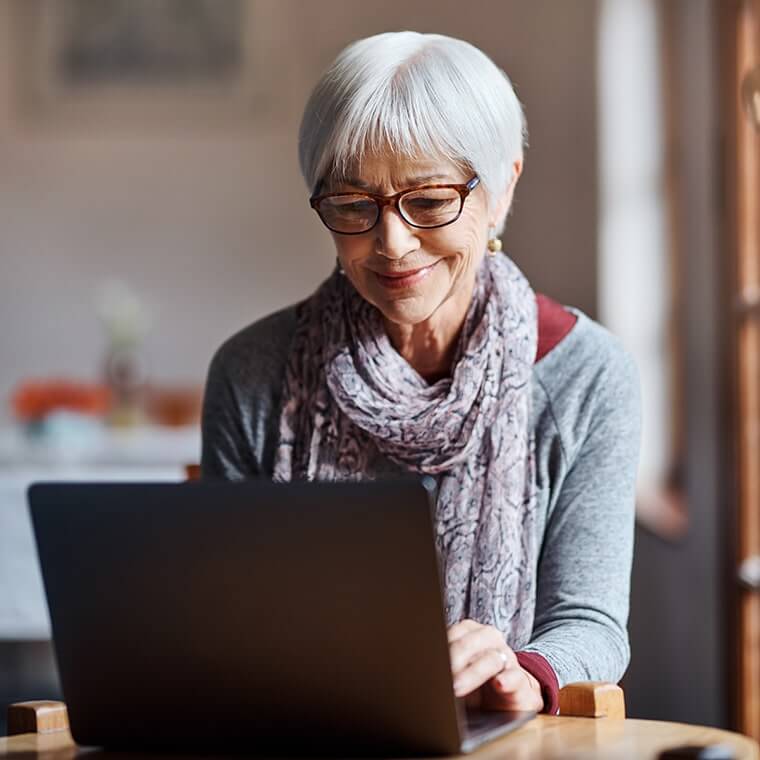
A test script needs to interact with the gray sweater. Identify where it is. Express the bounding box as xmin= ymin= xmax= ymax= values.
xmin=201 ymin=303 xmax=641 ymax=688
